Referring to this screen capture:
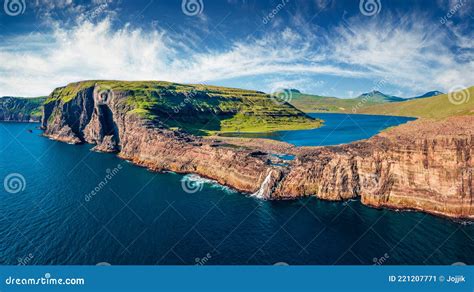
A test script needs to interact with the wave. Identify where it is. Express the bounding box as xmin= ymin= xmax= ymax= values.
xmin=181 ymin=174 xmax=238 ymax=194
